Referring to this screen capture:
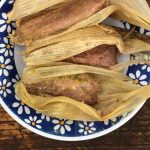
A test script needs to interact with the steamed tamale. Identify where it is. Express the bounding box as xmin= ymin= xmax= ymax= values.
xmin=15 ymin=64 xmax=150 ymax=121
xmin=25 ymin=74 xmax=100 ymax=106
xmin=24 ymin=24 xmax=150 ymax=67
xmin=12 ymin=0 xmax=109 ymax=44
xmin=65 ymin=45 xmax=118 ymax=67
xmin=10 ymin=0 xmax=150 ymax=45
